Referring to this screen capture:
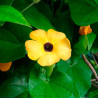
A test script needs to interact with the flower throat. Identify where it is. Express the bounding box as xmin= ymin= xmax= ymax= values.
xmin=44 ymin=42 xmax=53 ymax=52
